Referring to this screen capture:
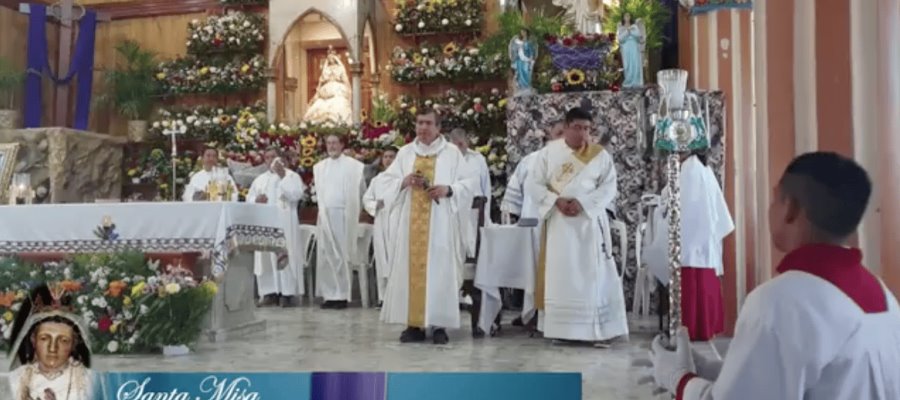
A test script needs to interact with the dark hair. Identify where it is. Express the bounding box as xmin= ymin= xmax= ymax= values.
xmin=565 ymin=107 xmax=592 ymax=124
xmin=778 ymin=152 xmax=872 ymax=240
xmin=416 ymin=107 xmax=442 ymax=127
xmin=9 ymin=284 xmax=91 ymax=367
